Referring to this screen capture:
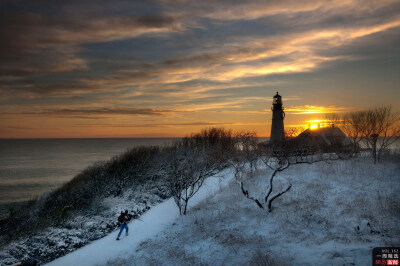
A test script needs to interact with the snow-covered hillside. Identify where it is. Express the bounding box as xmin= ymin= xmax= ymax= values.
xmin=47 ymin=169 xmax=233 ymax=266
xmin=49 ymin=156 xmax=400 ymax=266
xmin=0 ymin=179 xmax=171 ymax=265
